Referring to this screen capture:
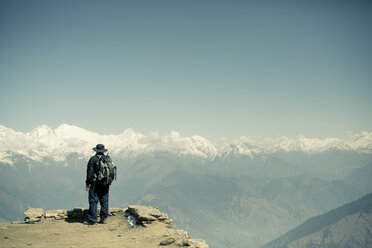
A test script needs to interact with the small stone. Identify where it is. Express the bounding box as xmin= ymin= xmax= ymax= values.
xmin=4 ymin=236 xmax=9 ymax=239
xmin=11 ymin=221 xmax=25 ymax=224
xmin=26 ymin=218 xmax=41 ymax=224
xmin=159 ymin=237 xmax=176 ymax=246
xmin=109 ymin=207 xmax=122 ymax=213
xmin=165 ymin=219 xmax=173 ymax=224
xmin=117 ymin=234 xmax=122 ymax=237
xmin=175 ymin=239 xmax=189 ymax=246
xmin=57 ymin=213 xmax=68 ymax=219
